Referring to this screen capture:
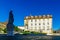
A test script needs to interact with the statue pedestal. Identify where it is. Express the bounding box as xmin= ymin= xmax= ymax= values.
xmin=7 ymin=24 xmax=14 ymax=36
xmin=7 ymin=31 xmax=14 ymax=36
